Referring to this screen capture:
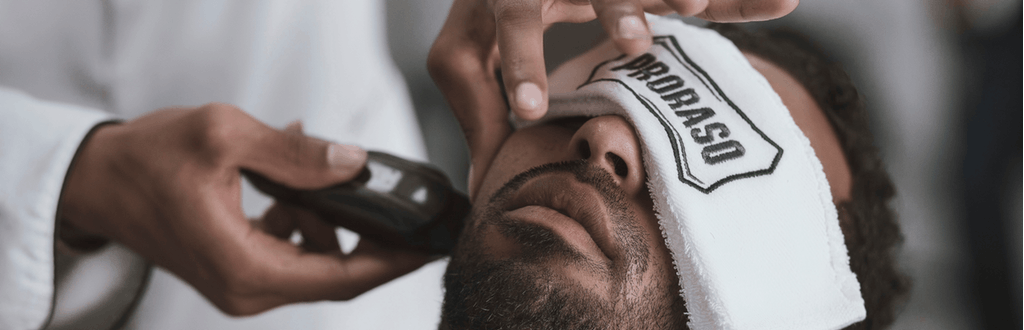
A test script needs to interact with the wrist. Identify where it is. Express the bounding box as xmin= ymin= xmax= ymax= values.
xmin=57 ymin=121 xmax=120 ymax=251
xmin=57 ymin=217 xmax=108 ymax=252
